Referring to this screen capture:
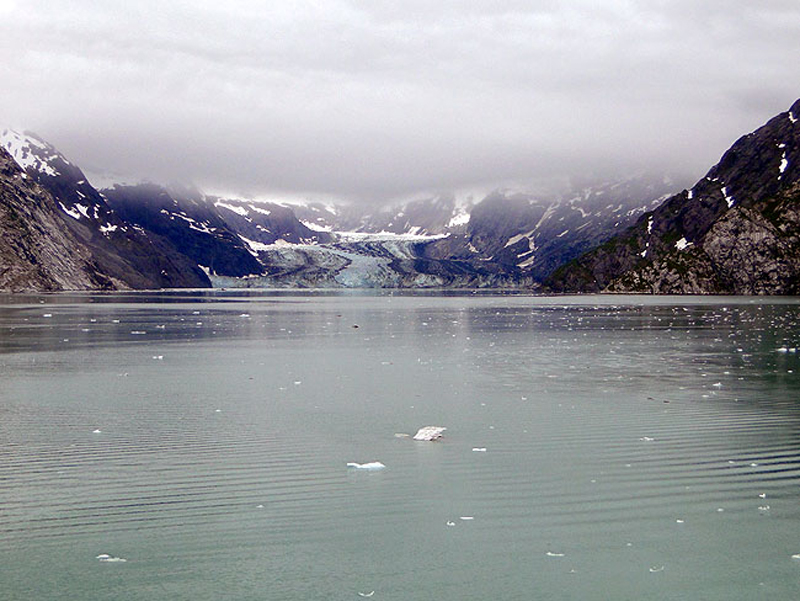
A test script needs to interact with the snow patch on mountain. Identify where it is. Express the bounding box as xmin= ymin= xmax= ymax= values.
xmin=1 ymin=129 xmax=61 ymax=176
